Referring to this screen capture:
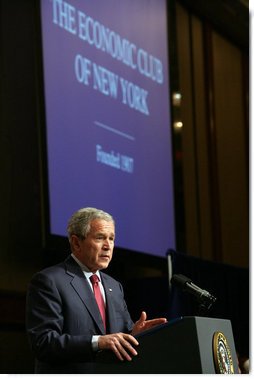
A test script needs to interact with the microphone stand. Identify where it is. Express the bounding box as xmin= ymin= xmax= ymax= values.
xmin=196 ymin=294 xmax=217 ymax=316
